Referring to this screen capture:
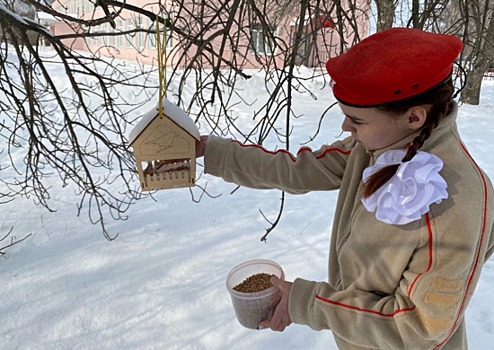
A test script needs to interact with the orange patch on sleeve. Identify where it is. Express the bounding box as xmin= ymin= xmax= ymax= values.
xmin=431 ymin=278 xmax=463 ymax=291
xmin=421 ymin=314 xmax=454 ymax=333
xmin=425 ymin=291 xmax=460 ymax=307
